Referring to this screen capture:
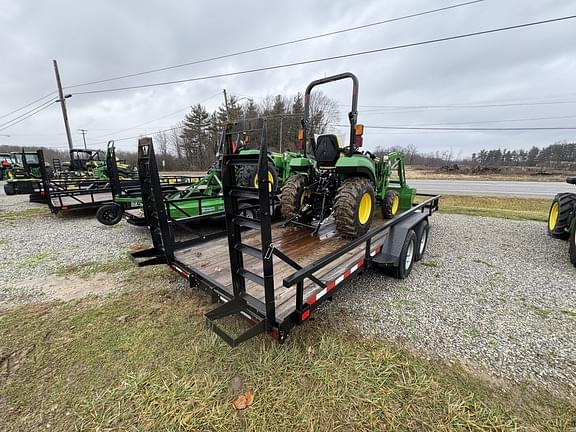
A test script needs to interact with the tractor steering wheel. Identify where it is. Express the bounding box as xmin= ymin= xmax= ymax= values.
xmin=364 ymin=150 xmax=376 ymax=160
